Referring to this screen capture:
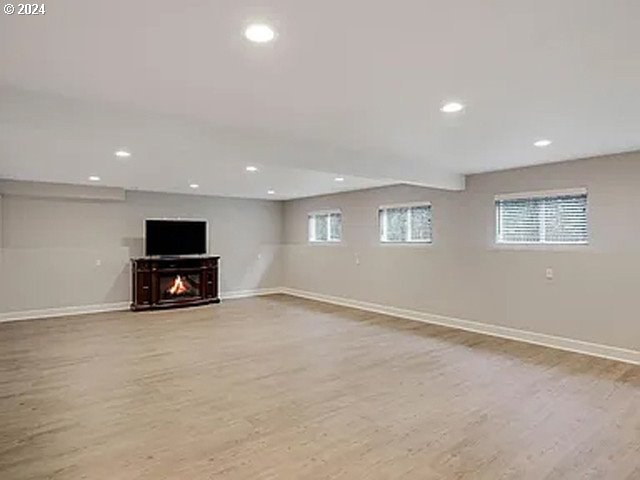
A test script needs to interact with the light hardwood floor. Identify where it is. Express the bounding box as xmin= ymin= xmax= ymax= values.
xmin=0 ymin=295 xmax=638 ymax=479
